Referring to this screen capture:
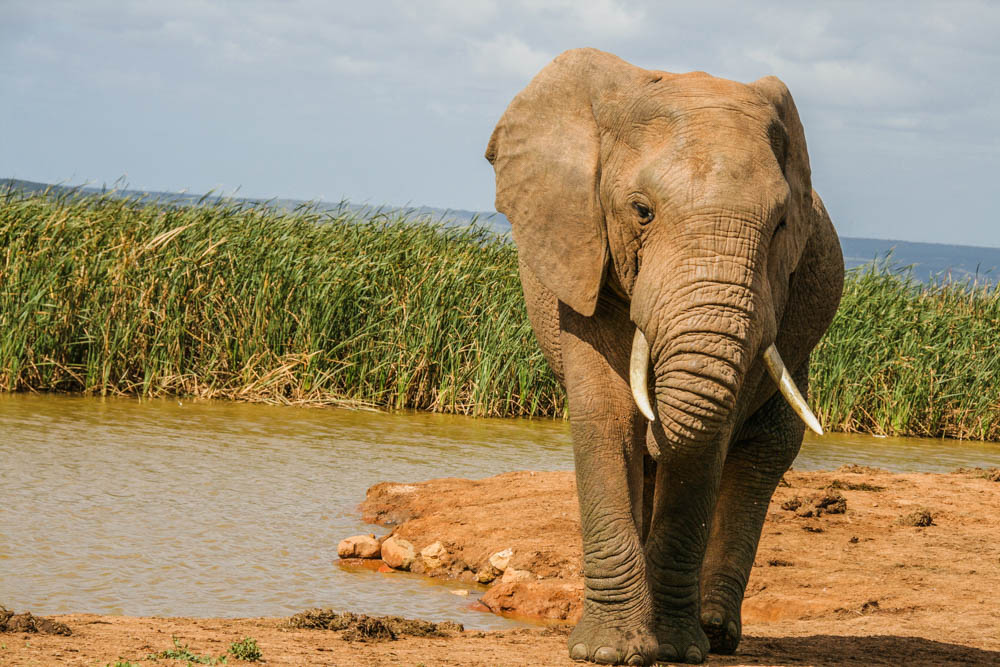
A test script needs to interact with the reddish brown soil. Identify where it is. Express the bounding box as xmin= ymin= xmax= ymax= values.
xmin=4 ymin=466 xmax=999 ymax=666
